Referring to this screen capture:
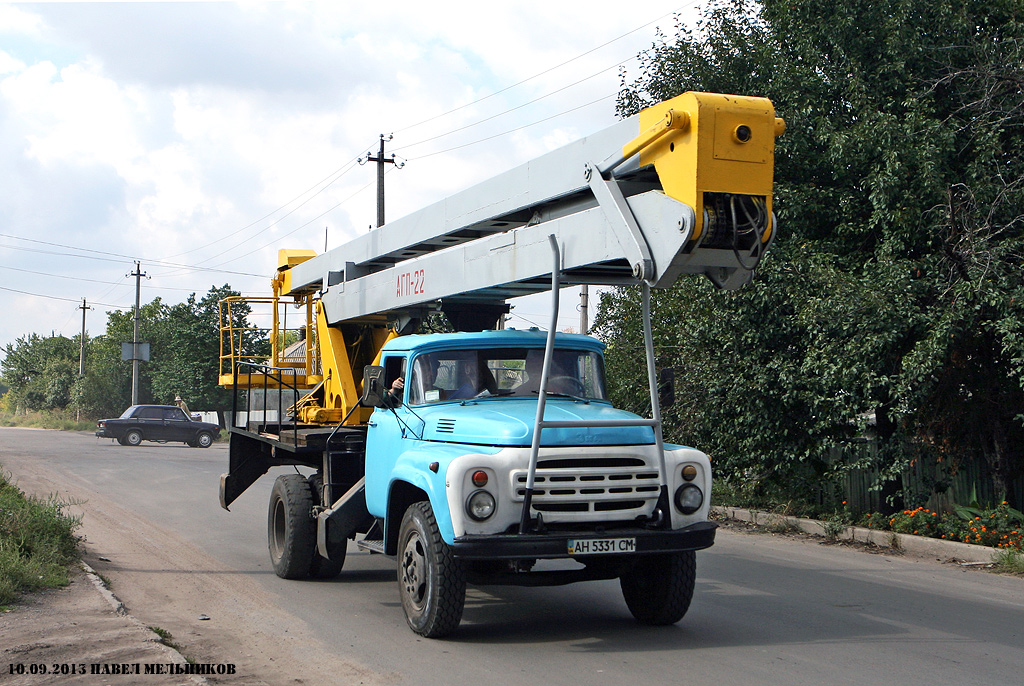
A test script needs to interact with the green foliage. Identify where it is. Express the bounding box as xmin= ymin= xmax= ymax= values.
xmin=1 ymin=284 xmax=259 ymax=419
xmin=0 ymin=334 xmax=80 ymax=412
xmin=993 ymin=548 xmax=1024 ymax=575
xmin=599 ymin=0 xmax=1024 ymax=510
xmin=0 ymin=409 xmax=94 ymax=431
xmin=147 ymin=285 xmax=248 ymax=412
xmin=886 ymin=503 xmax=1023 ymax=550
xmin=0 ymin=469 xmax=82 ymax=605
